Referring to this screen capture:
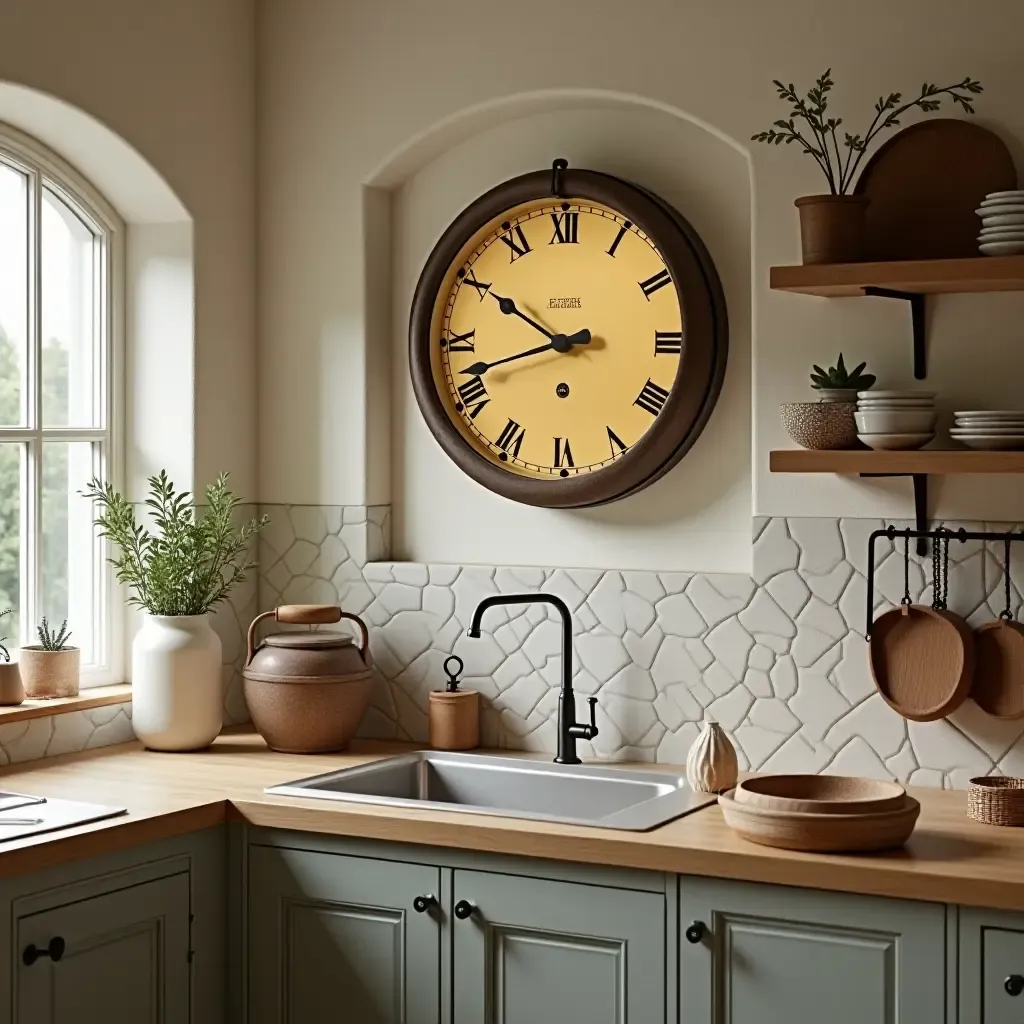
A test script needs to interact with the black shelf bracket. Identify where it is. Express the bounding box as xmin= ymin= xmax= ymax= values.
xmin=860 ymin=472 xmax=928 ymax=555
xmin=863 ymin=287 xmax=926 ymax=380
